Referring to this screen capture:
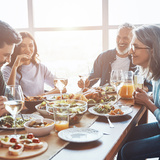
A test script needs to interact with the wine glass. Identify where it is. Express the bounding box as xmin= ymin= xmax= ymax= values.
xmin=4 ymin=85 xmax=24 ymax=136
xmin=110 ymin=70 xmax=124 ymax=101
xmin=54 ymin=70 xmax=68 ymax=100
